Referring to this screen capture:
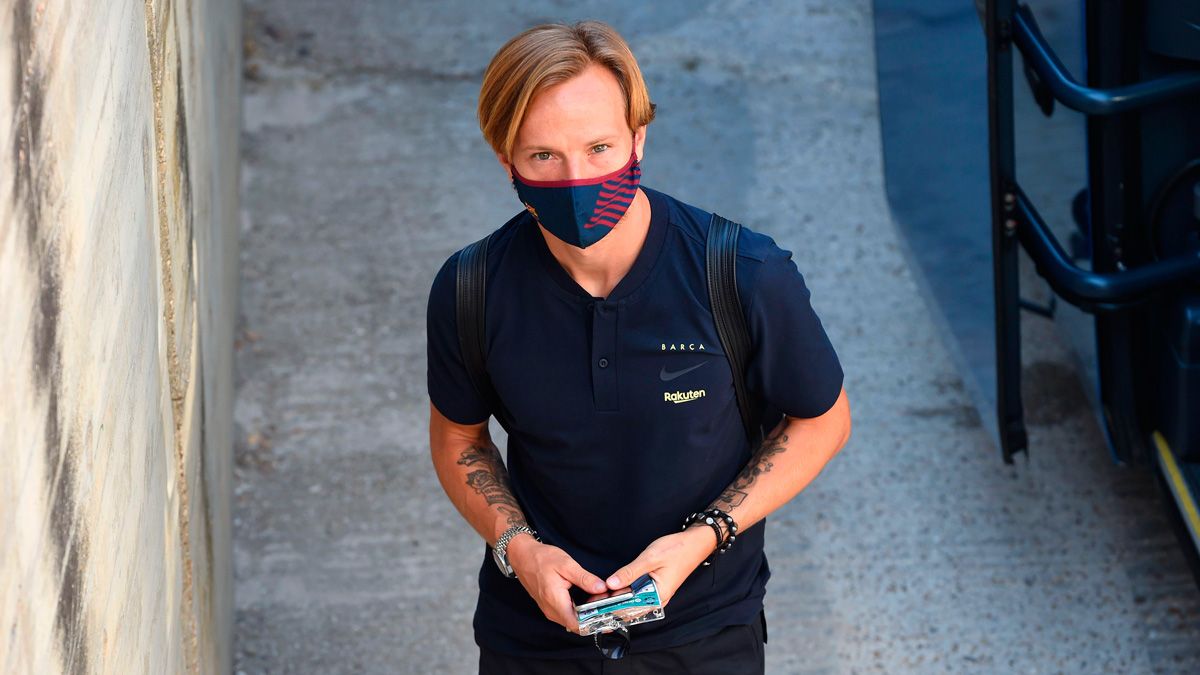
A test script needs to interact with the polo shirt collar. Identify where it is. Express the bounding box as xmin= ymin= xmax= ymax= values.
xmin=527 ymin=187 xmax=669 ymax=303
